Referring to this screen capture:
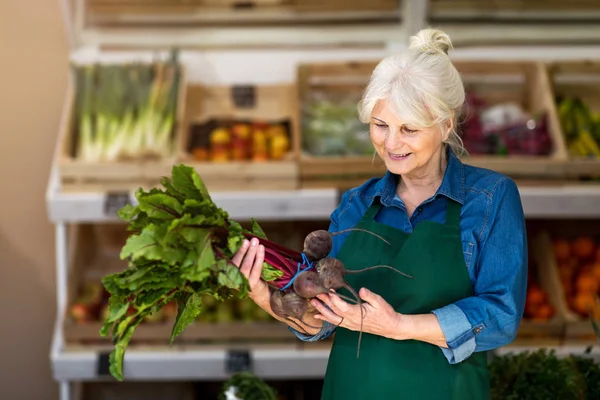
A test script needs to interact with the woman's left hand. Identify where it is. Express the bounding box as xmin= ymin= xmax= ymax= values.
xmin=311 ymin=287 xmax=403 ymax=340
